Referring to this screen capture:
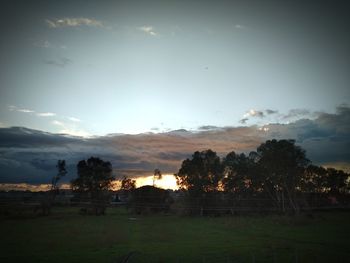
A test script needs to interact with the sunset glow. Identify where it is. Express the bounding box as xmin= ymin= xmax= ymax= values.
xmin=0 ymin=175 xmax=179 ymax=192
xmin=135 ymin=174 xmax=178 ymax=190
